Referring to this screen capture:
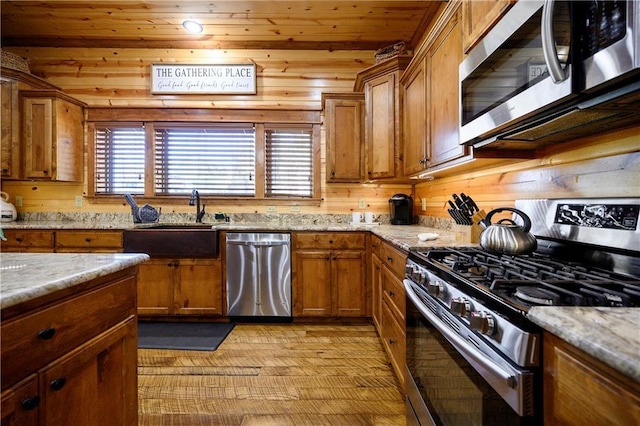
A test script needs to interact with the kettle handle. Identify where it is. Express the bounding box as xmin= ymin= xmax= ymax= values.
xmin=0 ymin=192 xmax=9 ymax=202
xmin=482 ymin=207 xmax=532 ymax=232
